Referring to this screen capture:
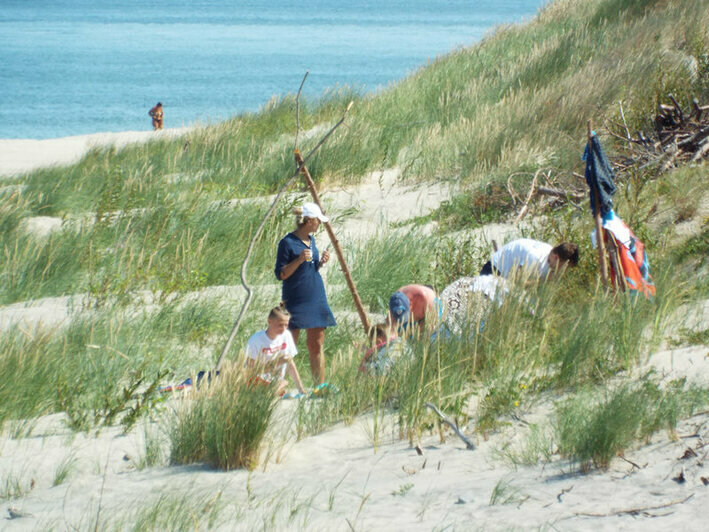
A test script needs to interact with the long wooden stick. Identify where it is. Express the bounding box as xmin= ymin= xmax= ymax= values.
xmin=294 ymin=147 xmax=371 ymax=335
xmin=214 ymin=103 xmax=354 ymax=372
xmin=606 ymin=232 xmax=628 ymax=293
xmin=588 ymin=120 xmax=609 ymax=288
xmin=514 ymin=168 xmax=541 ymax=224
